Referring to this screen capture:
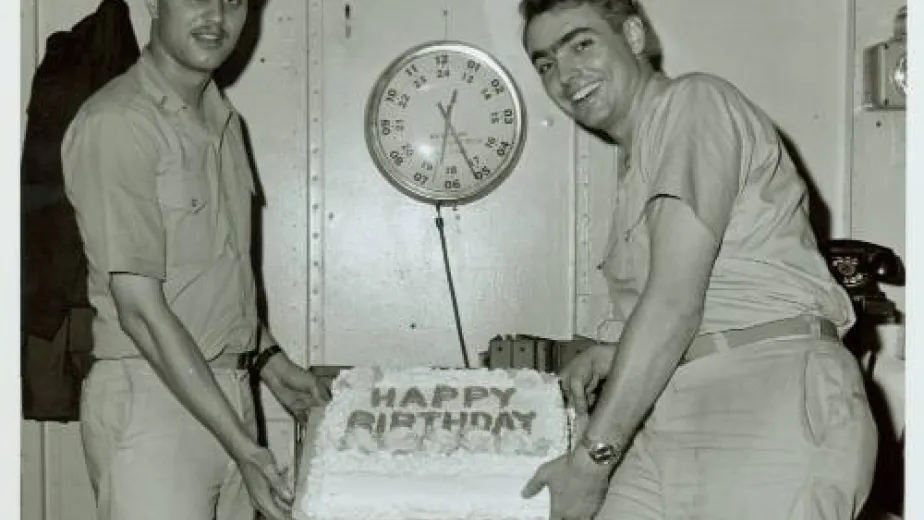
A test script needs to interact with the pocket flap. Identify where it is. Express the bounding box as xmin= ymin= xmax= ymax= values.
xmin=156 ymin=172 xmax=208 ymax=213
